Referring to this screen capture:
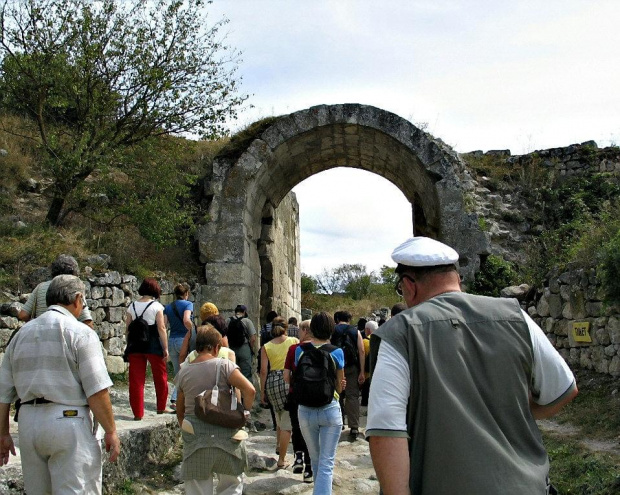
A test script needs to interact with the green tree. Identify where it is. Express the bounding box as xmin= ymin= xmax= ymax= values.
xmin=0 ymin=0 xmax=247 ymax=225
xmin=301 ymin=273 xmax=318 ymax=294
